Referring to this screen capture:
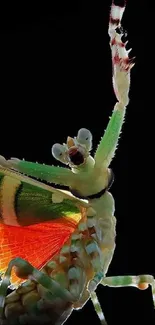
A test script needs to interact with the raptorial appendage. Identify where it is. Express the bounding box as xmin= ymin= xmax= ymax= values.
xmin=95 ymin=1 xmax=135 ymax=169
xmin=0 ymin=2 xmax=135 ymax=182
xmin=108 ymin=1 xmax=135 ymax=106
